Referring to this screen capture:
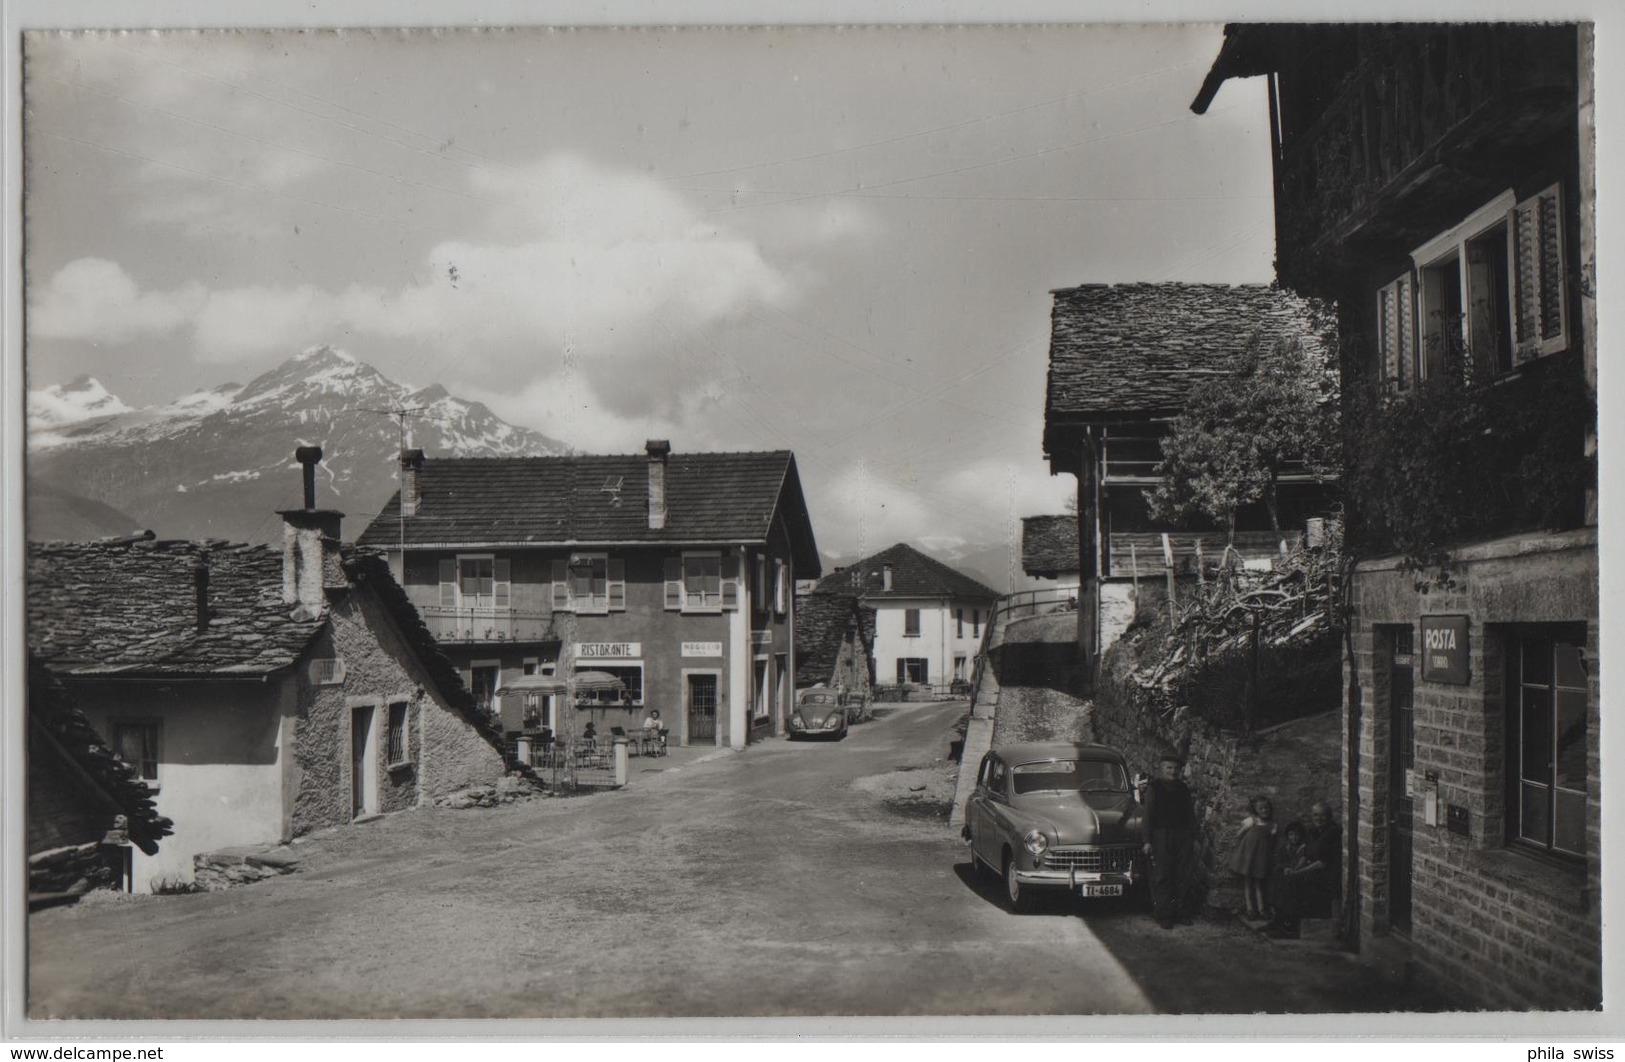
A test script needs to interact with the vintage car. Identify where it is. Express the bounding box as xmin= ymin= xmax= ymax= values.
xmin=787 ymin=688 xmax=849 ymax=740
xmin=961 ymin=742 xmax=1145 ymax=912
